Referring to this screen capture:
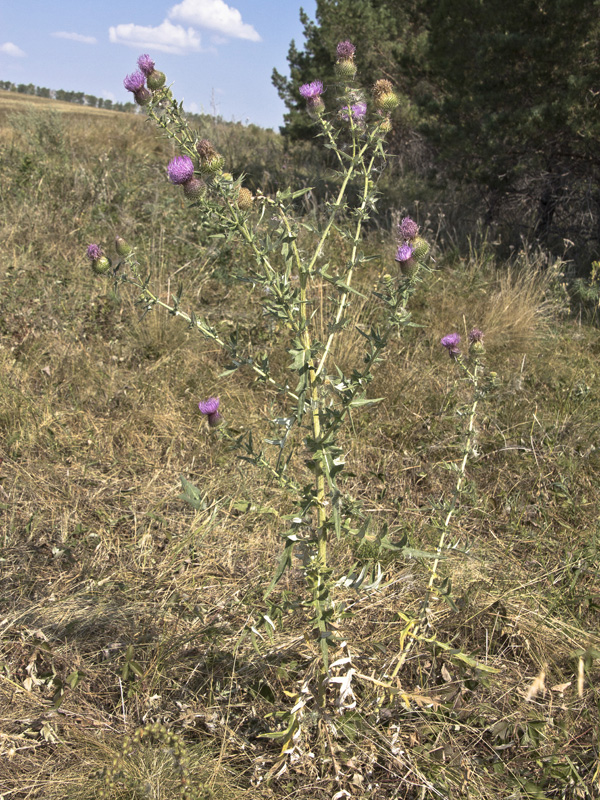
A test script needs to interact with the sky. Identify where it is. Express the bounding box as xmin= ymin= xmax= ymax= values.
xmin=0 ymin=0 xmax=318 ymax=130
